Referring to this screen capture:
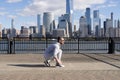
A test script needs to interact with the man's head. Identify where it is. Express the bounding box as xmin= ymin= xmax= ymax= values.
xmin=57 ymin=37 xmax=65 ymax=45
